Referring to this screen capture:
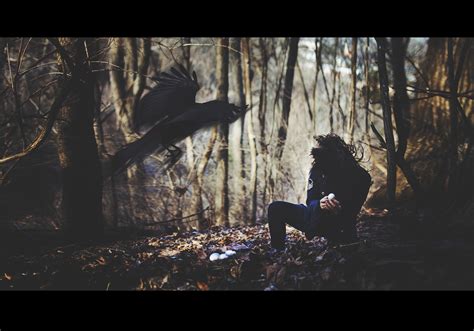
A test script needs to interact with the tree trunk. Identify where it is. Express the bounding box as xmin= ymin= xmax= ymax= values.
xmin=215 ymin=37 xmax=230 ymax=227
xmin=109 ymin=37 xmax=152 ymax=225
xmin=346 ymin=37 xmax=357 ymax=144
xmin=364 ymin=38 xmax=373 ymax=155
xmin=181 ymin=37 xmax=199 ymax=230
xmin=390 ymin=38 xmax=424 ymax=201
xmin=312 ymin=37 xmax=322 ymax=132
xmin=242 ymin=38 xmax=258 ymax=224
xmin=229 ymin=37 xmax=247 ymax=224
xmin=329 ymin=38 xmax=339 ymax=133
xmin=190 ymin=129 xmax=217 ymax=230
xmin=266 ymin=38 xmax=289 ymax=202
xmin=182 ymin=37 xmax=195 ymax=172
xmin=56 ymin=38 xmax=103 ymax=241
xmin=275 ymin=37 xmax=299 ymax=161
xmin=296 ymin=59 xmax=313 ymax=122
xmin=446 ymin=38 xmax=459 ymax=195
xmin=375 ymin=37 xmax=397 ymax=207
xmin=257 ymin=37 xmax=269 ymax=214
xmin=0 ymin=38 xmax=6 ymax=89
